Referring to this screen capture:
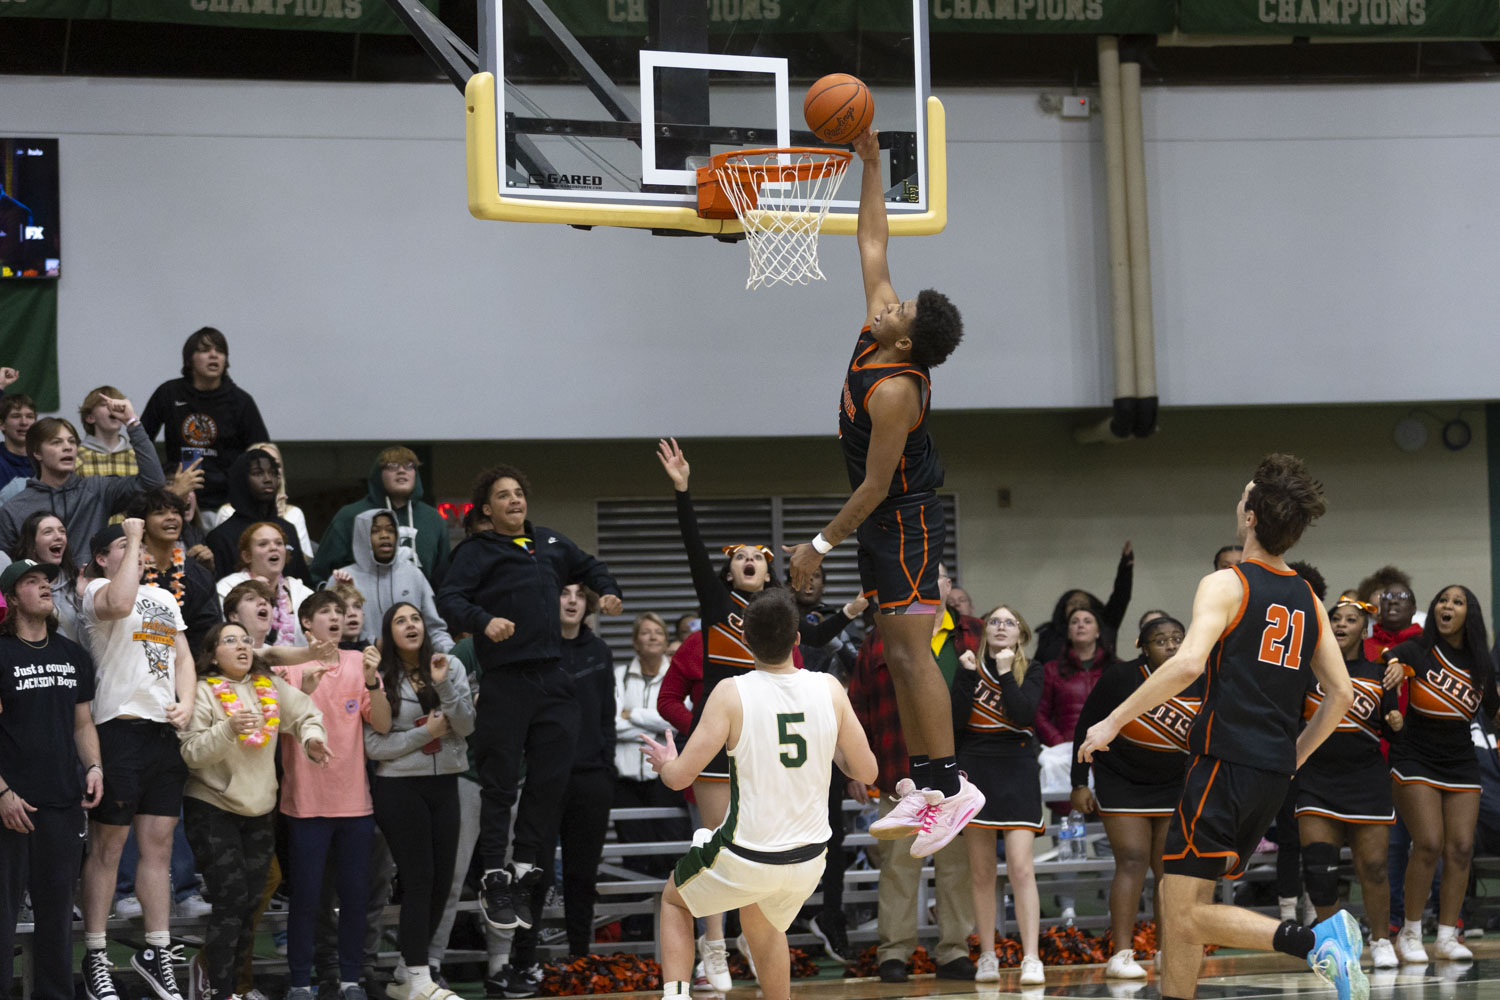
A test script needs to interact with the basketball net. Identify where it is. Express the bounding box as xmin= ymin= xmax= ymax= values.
xmin=700 ymin=149 xmax=853 ymax=290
